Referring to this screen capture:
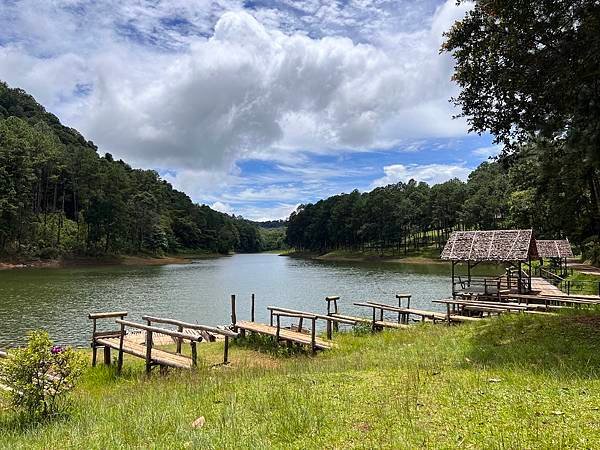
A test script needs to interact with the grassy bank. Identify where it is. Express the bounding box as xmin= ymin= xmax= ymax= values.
xmin=288 ymin=246 xmax=443 ymax=264
xmin=2 ymin=310 xmax=600 ymax=448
